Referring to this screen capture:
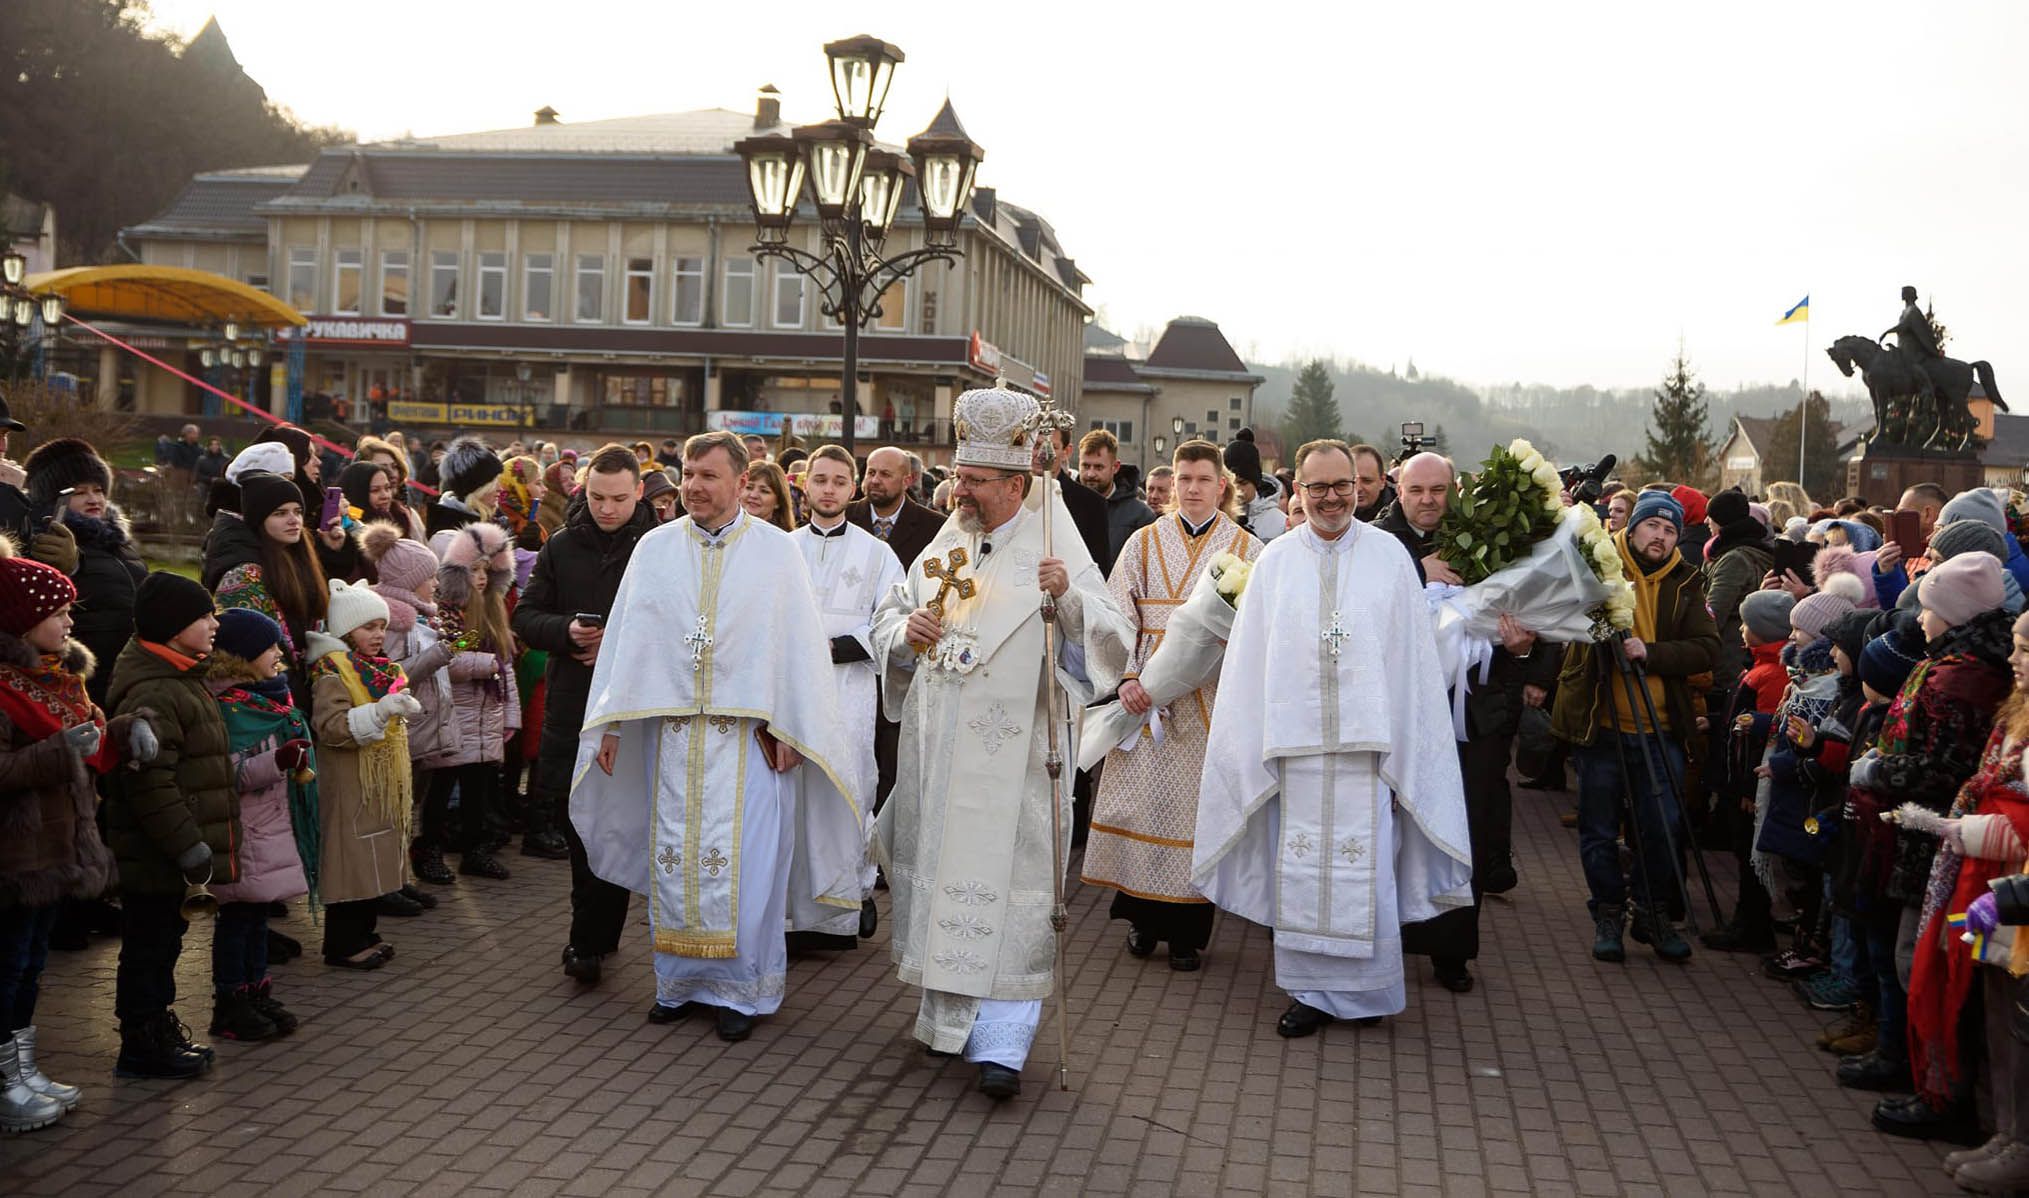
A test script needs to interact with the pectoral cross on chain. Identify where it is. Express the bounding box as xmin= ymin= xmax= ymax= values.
xmin=685 ymin=614 xmax=713 ymax=673
xmin=1322 ymin=610 xmax=1350 ymax=659
xmin=917 ymin=547 xmax=976 ymax=655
